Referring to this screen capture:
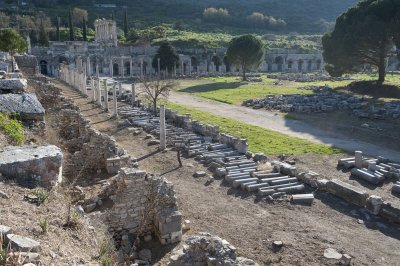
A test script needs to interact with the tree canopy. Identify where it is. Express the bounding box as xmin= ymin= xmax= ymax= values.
xmin=226 ymin=34 xmax=265 ymax=80
xmin=322 ymin=0 xmax=400 ymax=82
xmin=0 ymin=28 xmax=28 ymax=55
xmin=152 ymin=42 xmax=179 ymax=74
